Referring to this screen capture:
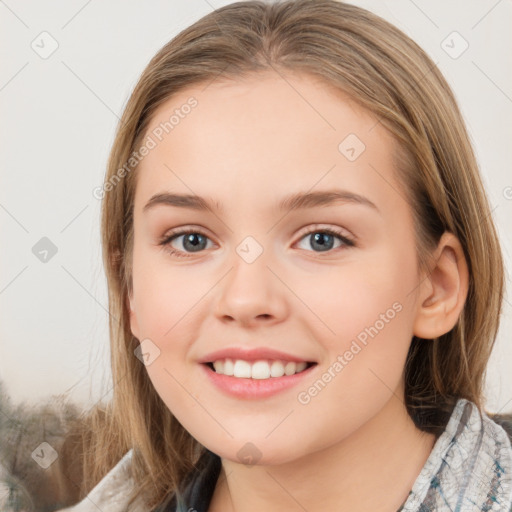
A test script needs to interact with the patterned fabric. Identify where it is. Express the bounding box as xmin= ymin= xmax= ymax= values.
xmin=395 ymin=399 xmax=512 ymax=511
xmin=57 ymin=398 xmax=512 ymax=512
